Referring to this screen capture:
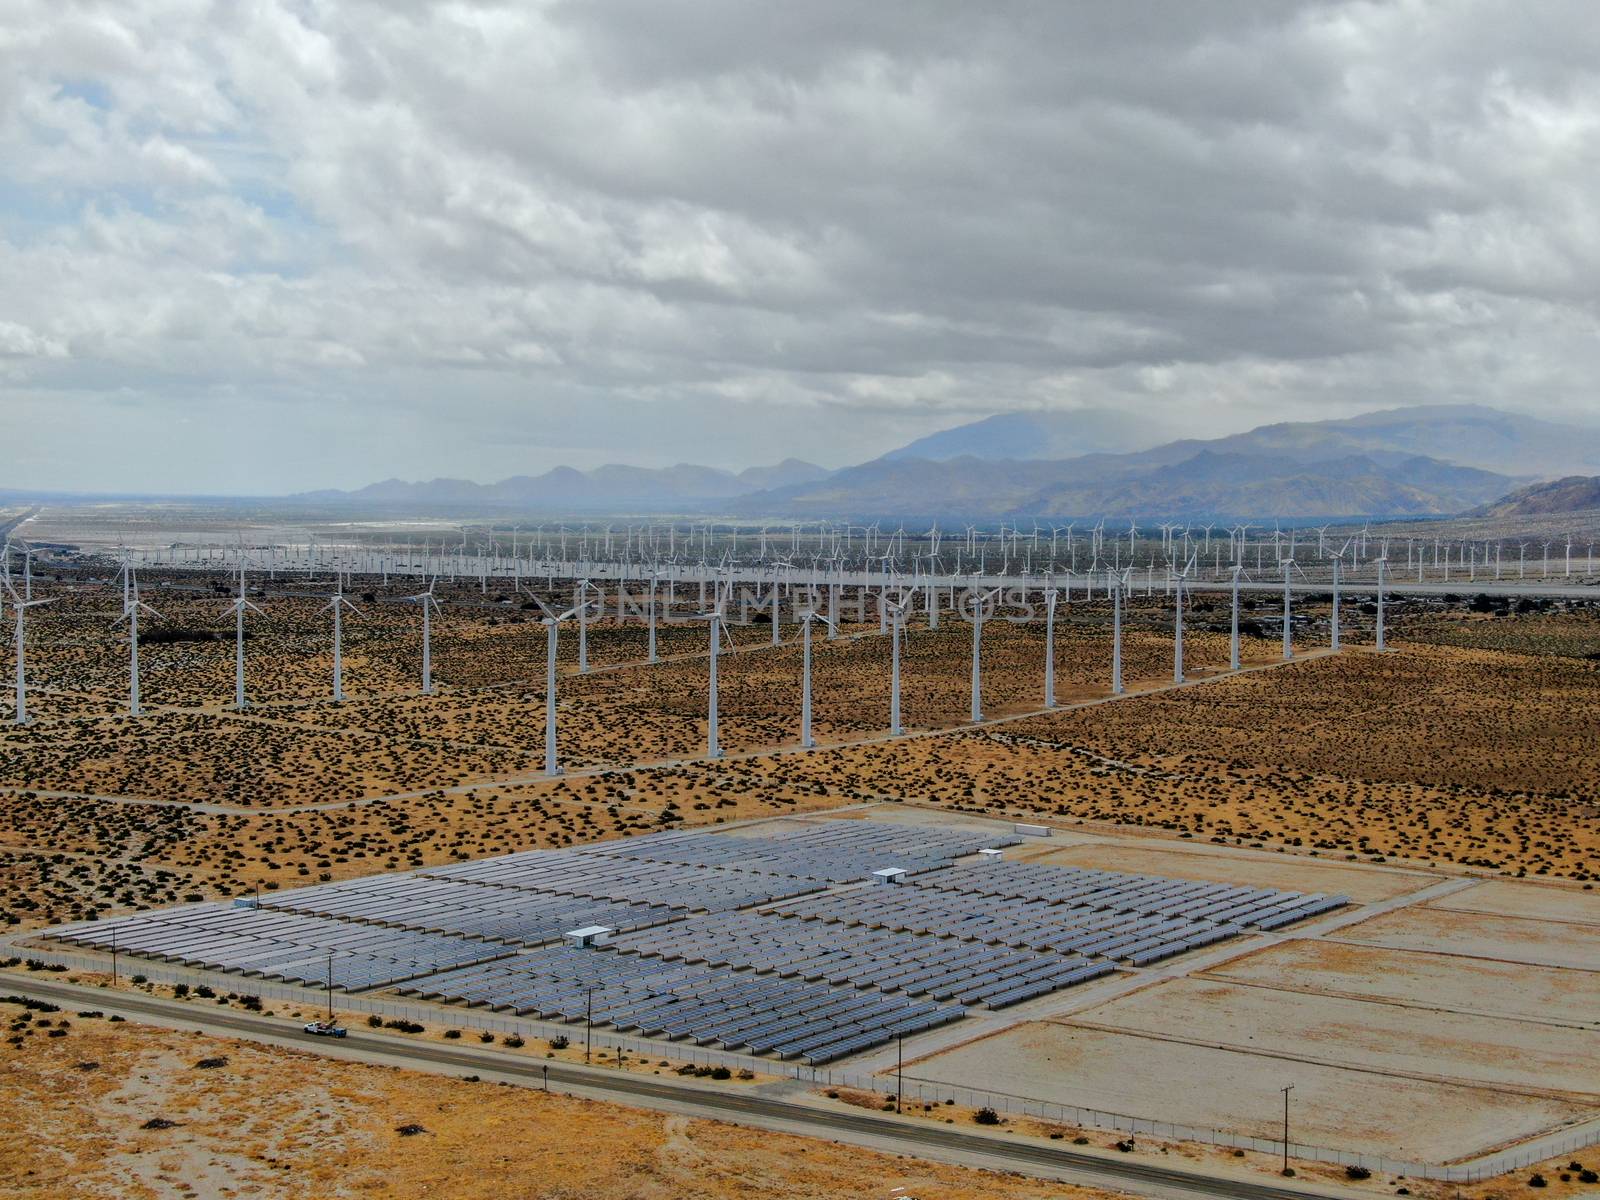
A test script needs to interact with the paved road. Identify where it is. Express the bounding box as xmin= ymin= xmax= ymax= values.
xmin=2 ymin=974 xmax=1366 ymax=1200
